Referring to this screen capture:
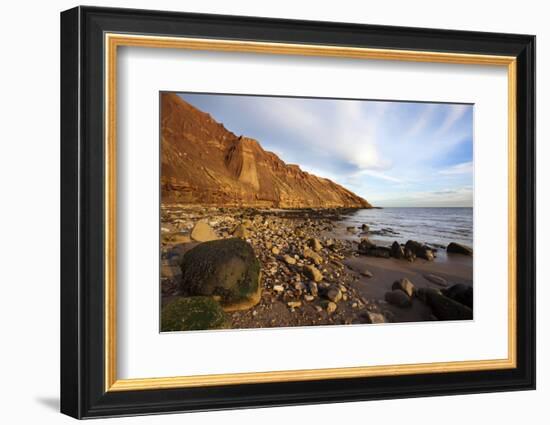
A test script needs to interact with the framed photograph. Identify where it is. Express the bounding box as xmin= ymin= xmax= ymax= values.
xmin=60 ymin=6 xmax=535 ymax=419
